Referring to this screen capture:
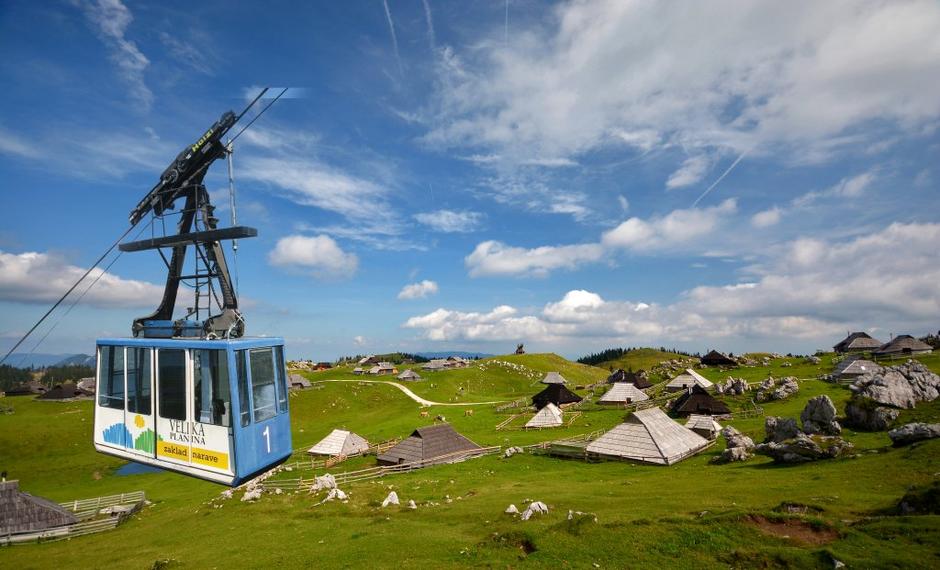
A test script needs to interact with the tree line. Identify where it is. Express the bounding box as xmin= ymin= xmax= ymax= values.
xmin=576 ymin=346 xmax=693 ymax=367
